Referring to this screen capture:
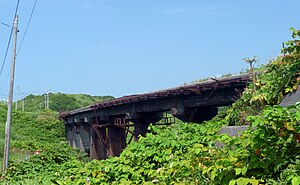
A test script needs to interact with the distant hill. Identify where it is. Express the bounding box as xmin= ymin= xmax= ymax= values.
xmin=15 ymin=93 xmax=114 ymax=112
